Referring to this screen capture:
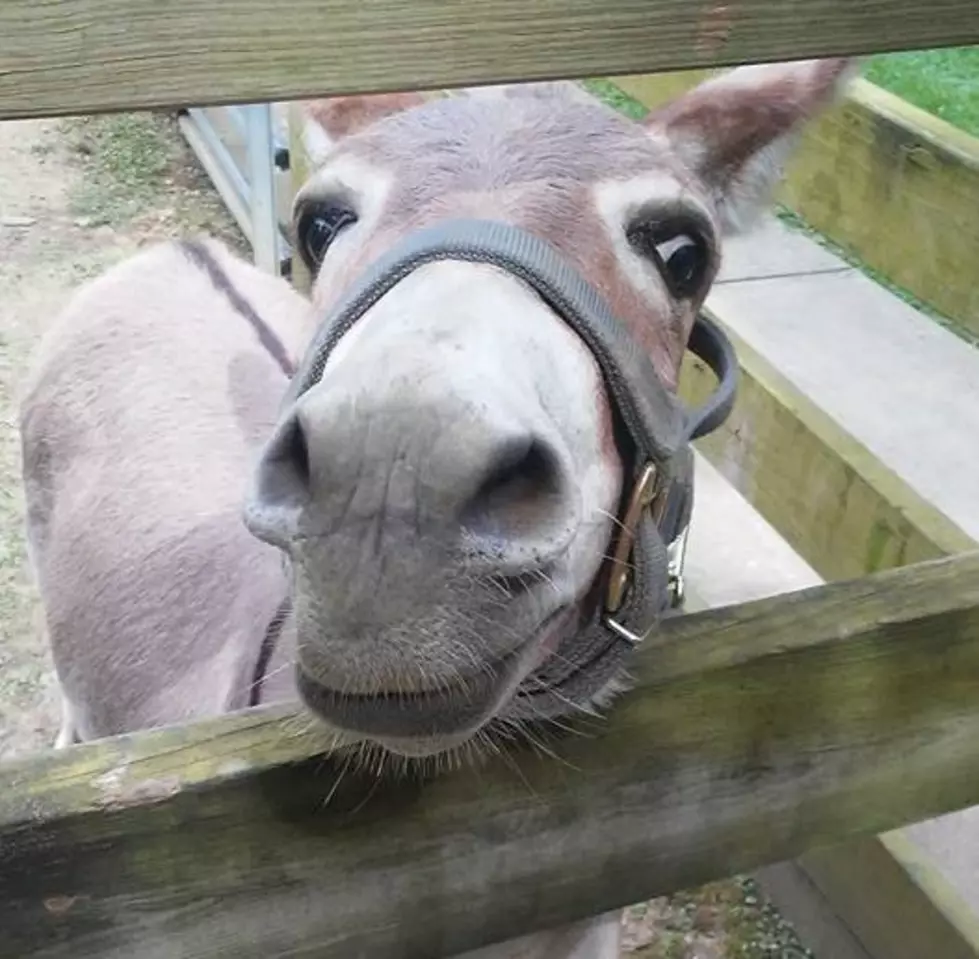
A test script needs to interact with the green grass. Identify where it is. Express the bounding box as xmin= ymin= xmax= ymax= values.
xmin=627 ymin=878 xmax=816 ymax=959
xmin=64 ymin=112 xmax=175 ymax=226
xmin=865 ymin=45 xmax=979 ymax=138
xmin=581 ymin=78 xmax=649 ymax=121
xmin=61 ymin=111 xmax=247 ymax=252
